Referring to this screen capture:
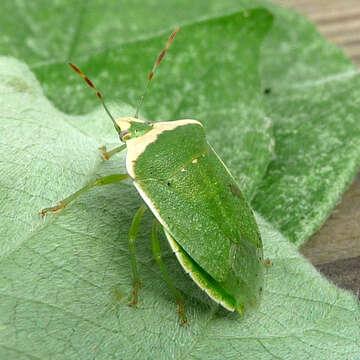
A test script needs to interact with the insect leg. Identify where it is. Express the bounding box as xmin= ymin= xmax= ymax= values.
xmin=152 ymin=220 xmax=188 ymax=325
xmin=41 ymin=173 xmax=129 ymax=217
xmin=99 ymin=144 xmax=126 ymax=160
xmin=128 ymin=204 xmax=147 ymax=307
